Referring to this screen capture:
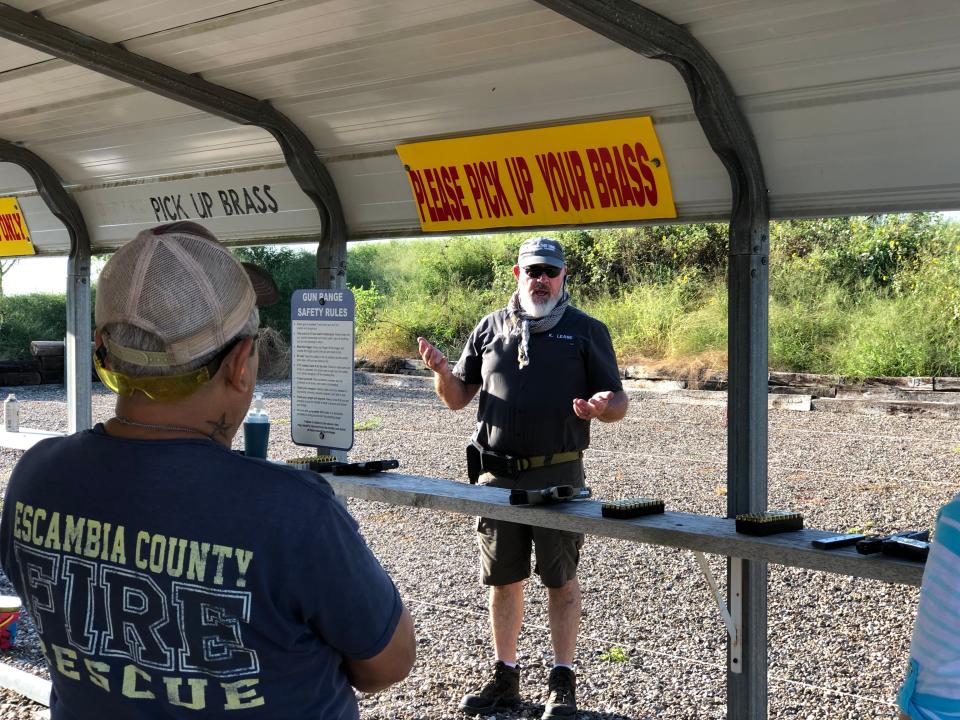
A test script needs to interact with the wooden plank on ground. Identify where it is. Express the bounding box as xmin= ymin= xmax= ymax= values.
xmin=0 ymin=662 xmax=50 ymax=706
xmin=29 ymin=341 xmax=95 ymax=358
xmin=622 ymin=379 xmax=687 ymax=392
xmin=835 ymin=388 xmax=960 ymax=404
xmin=326 ymin=473 xmax=923 ymax=586
xmin=812 ymin=398 xmax=960 ymax=420
xmin=622 ymin=365 xmax=677 ymax=381
xmin=0 ymin=372 xmax=41 ymax=386
xmin=29 ymin=341 xmax=64 ymax=357
xmin=768 ymin=371 xmax=841 ymax=387
xmin=0 ymin=361 xmax=40 ymax=374
xmin=648 ymin=390 xmax=811 ymax=411
xmin=698 ymin=369 xmax=728 ymax=388
xmin=933 ymin=377 xmax=960 ymax=391
xmin=769 ymin=385 xmax=836 ymax=398
xmin=37 ymin=355 xmax=64 ymax=371
xmin=861 ymin=376 xmax=934 ymax=391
